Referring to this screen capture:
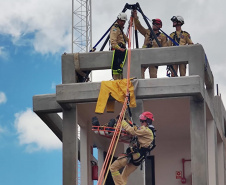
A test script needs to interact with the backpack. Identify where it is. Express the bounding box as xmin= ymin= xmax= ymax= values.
xmin=148 ymin=125 xmax=156 ymax=151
